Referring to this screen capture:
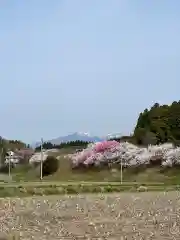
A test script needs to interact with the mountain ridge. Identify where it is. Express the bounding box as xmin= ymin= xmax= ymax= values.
xmin=32 ymin=132 xmax=104 ymax=147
